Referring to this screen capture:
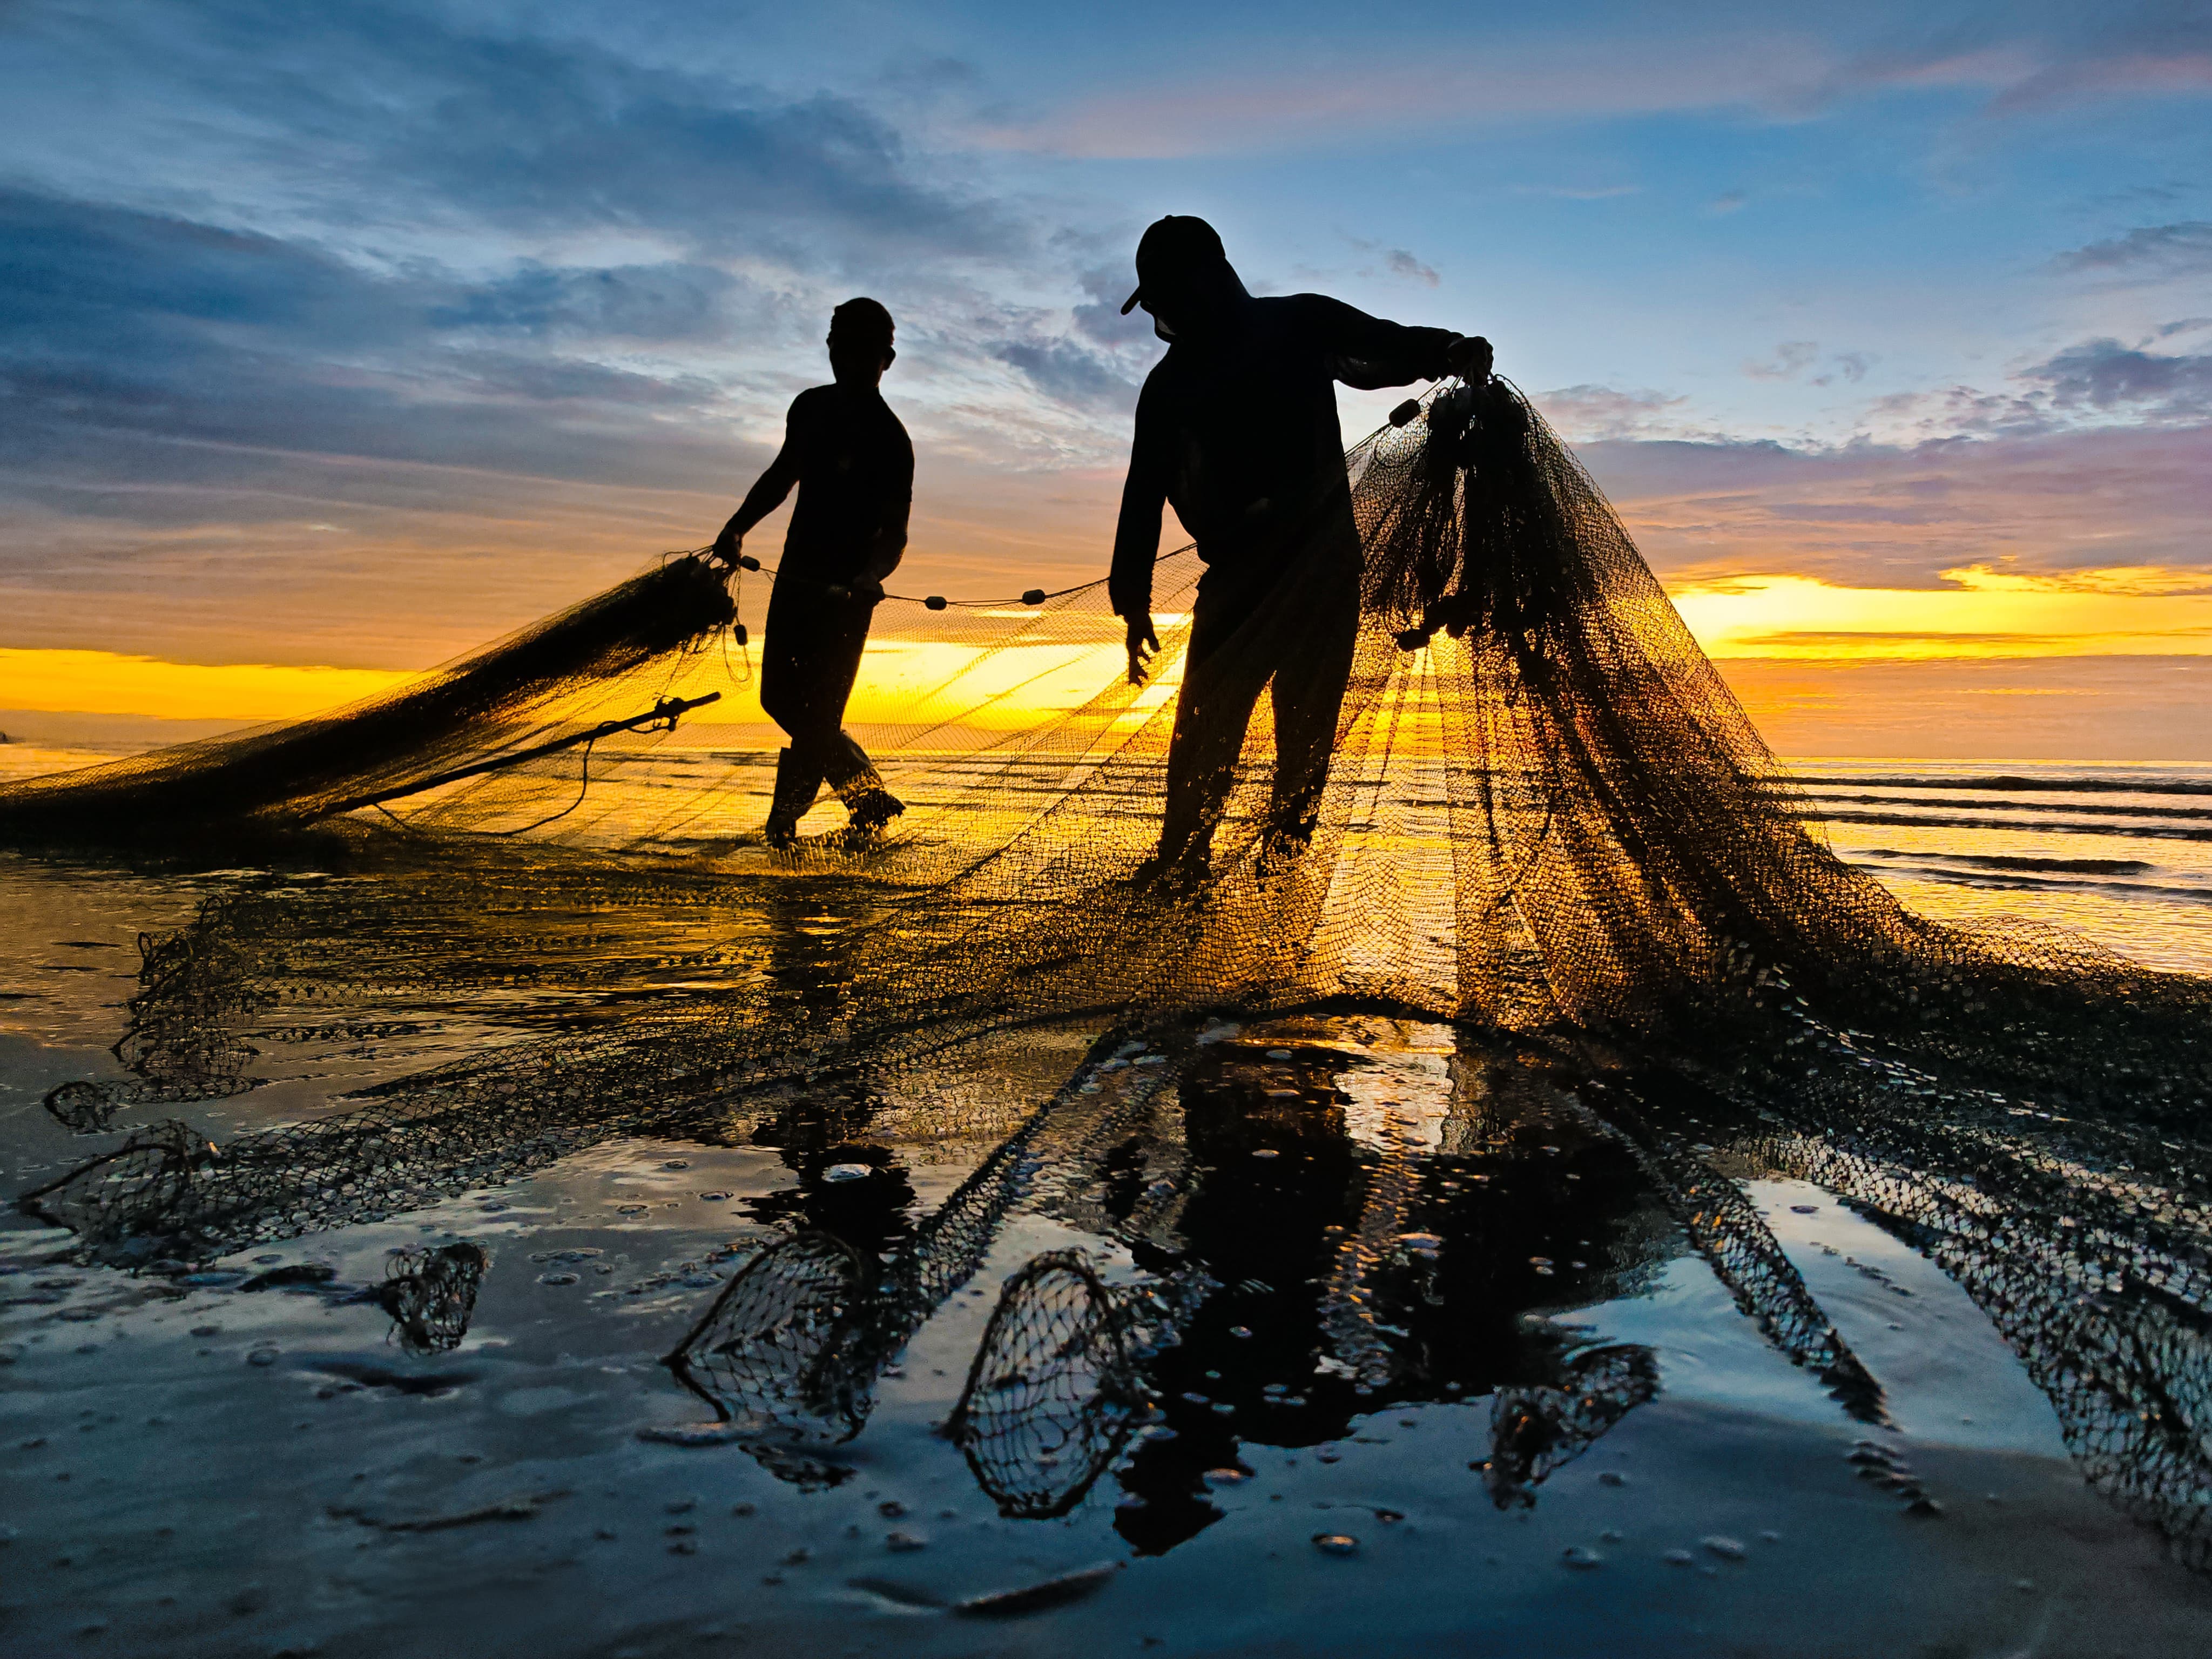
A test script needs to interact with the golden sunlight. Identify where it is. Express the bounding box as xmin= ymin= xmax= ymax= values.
xmin=1668 ymin=565 xmax=2212 ymax=661
xmin=0 ymin=648 xmax=412 ymax=721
